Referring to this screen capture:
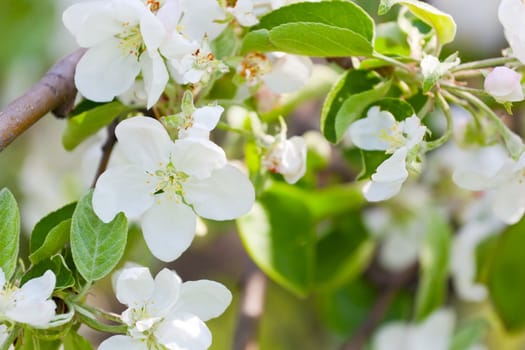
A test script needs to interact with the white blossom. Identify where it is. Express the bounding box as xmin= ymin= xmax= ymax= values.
xmin=0 ymin=269 xmax=56 ymax=328
xmin=452 ymin=144 xmax=525 ymax=224
xmin=228 ymin=0 xmax=259 ymax=26
xmin=99 ymin=266 xmax=231 ymax=350
xmin=499 ymin=0 xmax=525 ymax=63
xmin=484 ymin=66 xmax=524 ymax=103
xmin=263 ymin=135 xmax=307 ymax=184
xmin=420 ymin=54 xmax=460 ymax=80
xmin=63 ymin=0 xmax=169 ymax=108
xmin=373 ymin=309 xmax=455 ymax=350
xmin=348 ymin=106 xmax=427 ymax=201
xmin=92 ymin=117 xmax=254 ymax=261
